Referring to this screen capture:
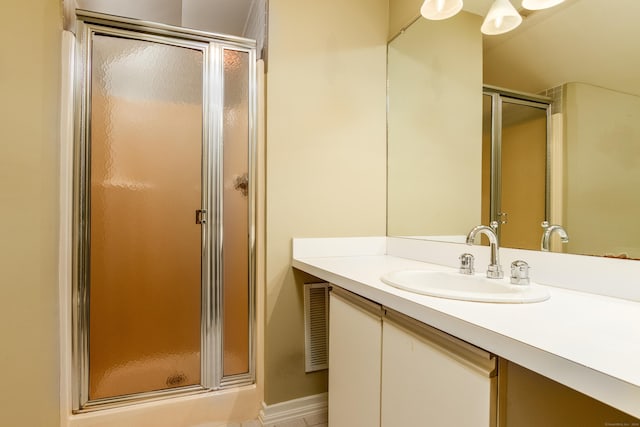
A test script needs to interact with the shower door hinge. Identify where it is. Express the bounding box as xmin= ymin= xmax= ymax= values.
xmin=195 ymin=209 xmax=207 ymax=224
